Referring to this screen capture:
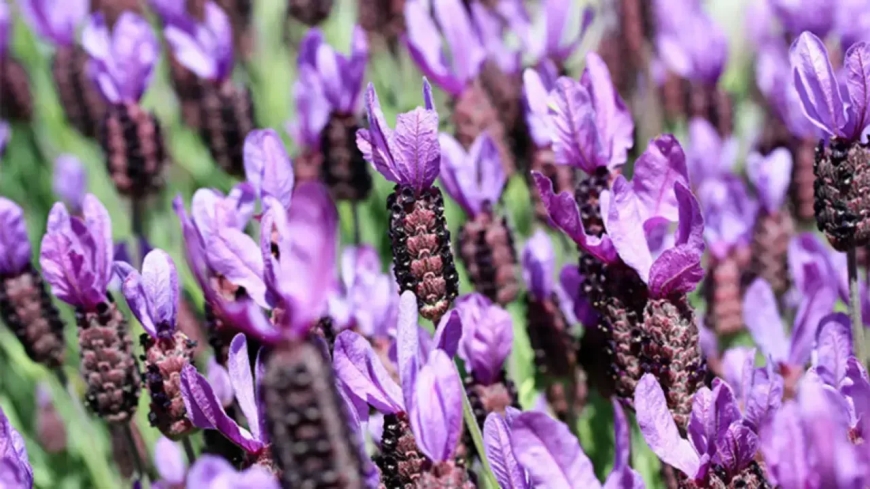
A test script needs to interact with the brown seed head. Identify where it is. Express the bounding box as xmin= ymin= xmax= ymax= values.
xmin=813 ymin=139 xmax=870 ymax=251
xmin=704 ymin=246 xmax=751 ymax=336
xmin=458 ymin=209 xmax=520 ymax=305
xmin=0 ymin=57 xmax=33 ymax=121
xmin=375 ymin=413 xmax=427 ymax=488
xmin=198 ymin=80 xmax=256 ymax=177
xmin=99 ymin=102 xmax=168 ymax=199
xmin=141 ymin=331 xmax=197 ymax=439
xmin=750 ymin=209 xmax=794 ymax=298
xmin=320 ymin=113 xmax=372 ymax=202
xmin=0 ymin=265 xmax=66 ymax=369
xmin=52 ymin=45 xmax=106 ymax=138
xmin=287 ymin=0 xmax=333 ymax=25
